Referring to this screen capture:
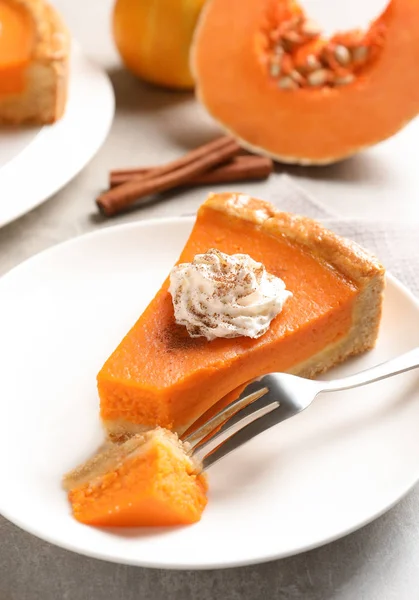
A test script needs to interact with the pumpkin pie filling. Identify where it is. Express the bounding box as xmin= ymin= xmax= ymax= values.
xmin=98 ymin=194 xmax=383 ymax=437
xmin=0 ymin=0 xmax=34 ymax=94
